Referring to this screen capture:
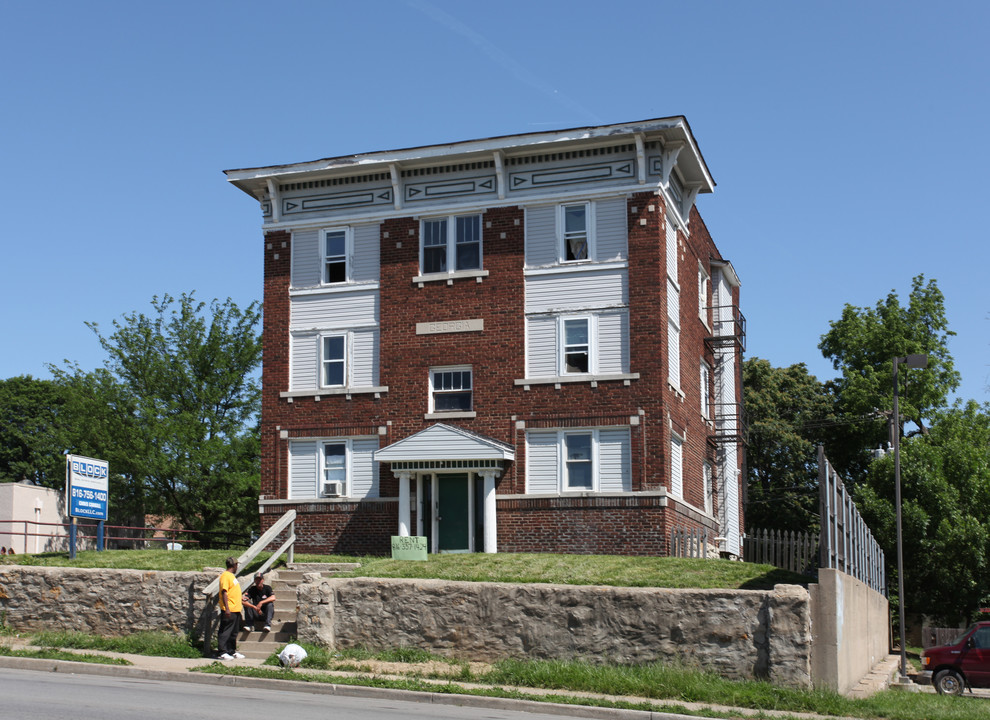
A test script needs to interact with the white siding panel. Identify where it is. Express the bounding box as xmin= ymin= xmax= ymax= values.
xmin=597 ymin=311 xmax=629 ymax=374
xmin=350 ymin=329 xmax=380 ymax=387
xmin=350 ymin=438 xmax=380 ymax=499
xmin=670 ymin=436 xmax=683 ymax=498
xmin=351 ymin=223 xmax=380 ymax=283
xmin=526 ymin=431 xmax=559 ymax=493
xmin=525 ymin=269 xmax=627 ymax=314
xmin=667 ymin=278 xmax=679 ymax=322
xmin=289 ymin=333 xmax=319 ymax=391
xmin=288 ymin=440 xmax=318 ymax=499
xmin=525 ymin=205 xmax=557 ymax=268
xmin=595 ymin=197 xmax=627 ymax=261
xmin=290 ymin=290 xmax=378 ymax=330
xmin=598 ymin=428 xmax=631 ymax=492
xmin=526 ymin=315 xmax=558 ymax=377
xmin=291 ymin=229 xmax=321 ymax=289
